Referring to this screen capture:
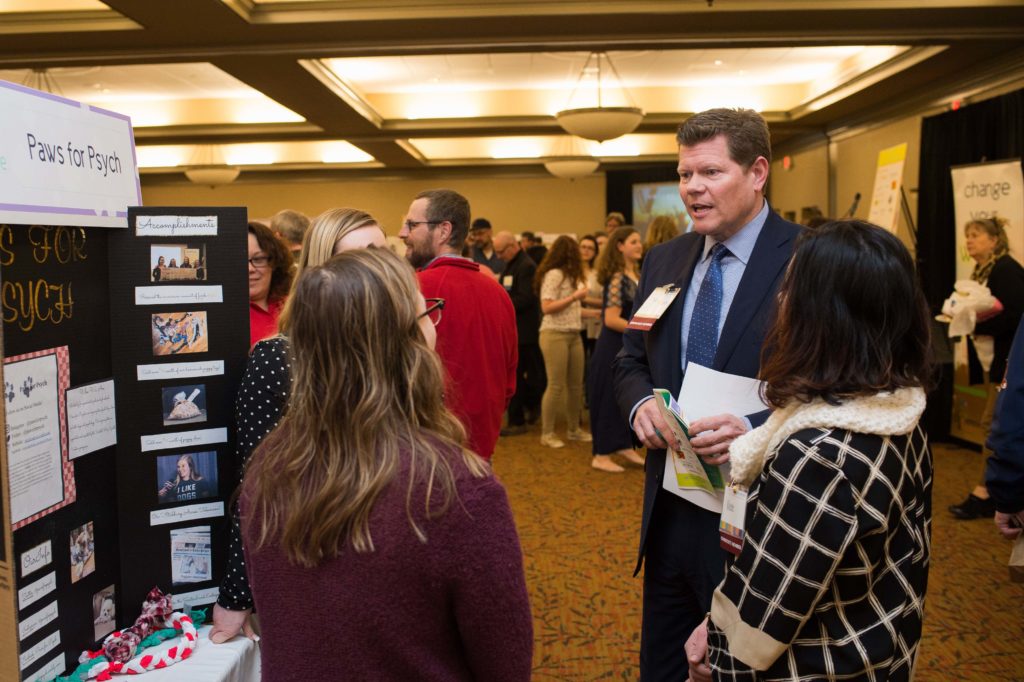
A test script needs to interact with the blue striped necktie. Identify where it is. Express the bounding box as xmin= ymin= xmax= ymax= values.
xmin=685 ymin=243 xmax=730 ymax=370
